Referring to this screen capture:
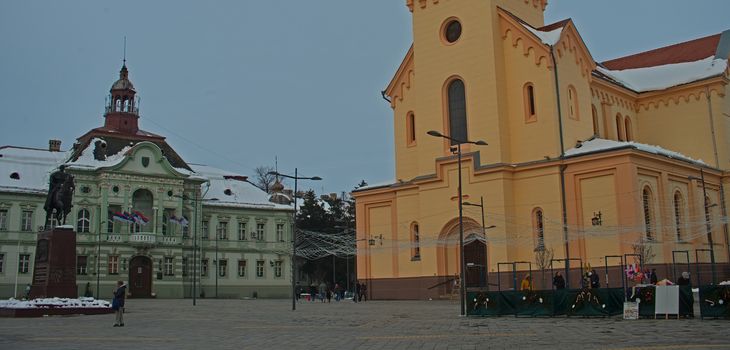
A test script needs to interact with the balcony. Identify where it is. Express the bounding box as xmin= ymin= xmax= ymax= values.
xmin=104 ymin=232 xmax=181 ymax=246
